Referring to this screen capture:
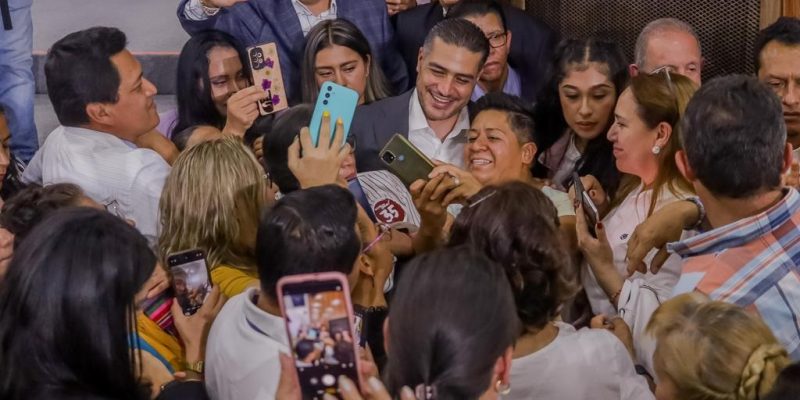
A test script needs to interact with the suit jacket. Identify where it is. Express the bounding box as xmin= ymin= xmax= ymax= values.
xmin=351 ymin=90 xmax=414 ymax=173
xmin=394 ymin=3 xmax=557 ymax=102
xmin=177 ymin=0 xmax=408 ymax=105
